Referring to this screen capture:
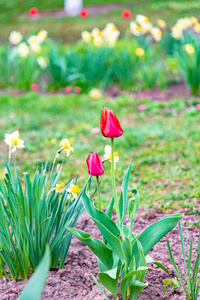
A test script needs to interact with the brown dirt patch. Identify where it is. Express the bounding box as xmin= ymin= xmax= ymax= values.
xmin=0 ymin=210 xmax=199 ymax=299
